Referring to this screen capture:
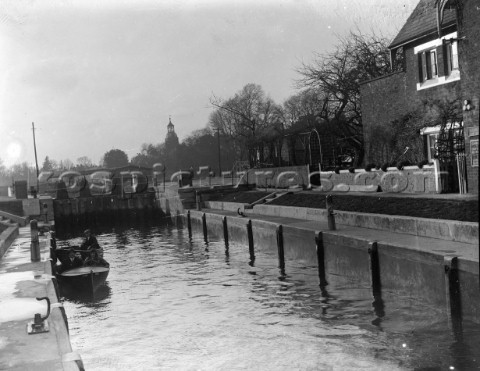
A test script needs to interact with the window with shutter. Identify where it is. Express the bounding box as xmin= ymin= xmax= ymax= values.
xmin=420 ymin=49 xmax=437 ymax=81
xmin=445 ymin=41 xmax=453 ymax=74
xmin=430 ymin=50 xmax=437 ymax=78
xmin=421 ymin=52 xmax=428 ymax=81
xmin=414 ymin=32 xmax=460 ymax=90
xmin=444 ymin=39 xmax=459 ymax=76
